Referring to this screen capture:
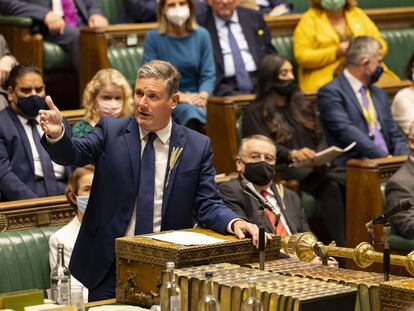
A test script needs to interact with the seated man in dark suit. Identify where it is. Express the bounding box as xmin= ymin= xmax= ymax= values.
xmin=0 ymin=64 xmax=71 ymax=201
xmin=218 ymin=134 xmax=310 ymax=236
xmin=197 ymin=0 xmax=276 ymax=96
xmin=39 ymin=60 xmax=260 ymax=301
xmin=0 ymin=34 xmax=18 ymax=110
xmin=0 ymin=0 xmax=108 ymax=70
xmin=317 ymin=36 xmax=408 ymax=167
xmin=385 ymin=121 xmax=414 ymax=239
